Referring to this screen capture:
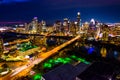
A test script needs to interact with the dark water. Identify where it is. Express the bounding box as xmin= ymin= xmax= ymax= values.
xmin=69 ymin=40 xmax=120 ymax=64
xmin=0 ymin=32 xmax=27 ymax=42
